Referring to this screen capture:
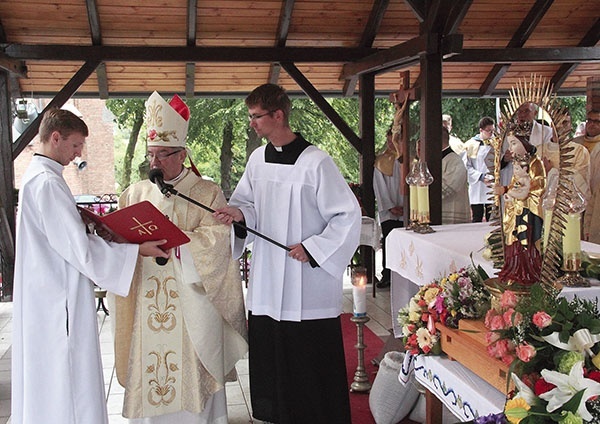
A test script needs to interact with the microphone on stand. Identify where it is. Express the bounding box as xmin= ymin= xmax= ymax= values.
xmin=148 ymin=168 xmax=173 ymax=195
xmin=147 ymin=168 xmax=170 ymax=265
